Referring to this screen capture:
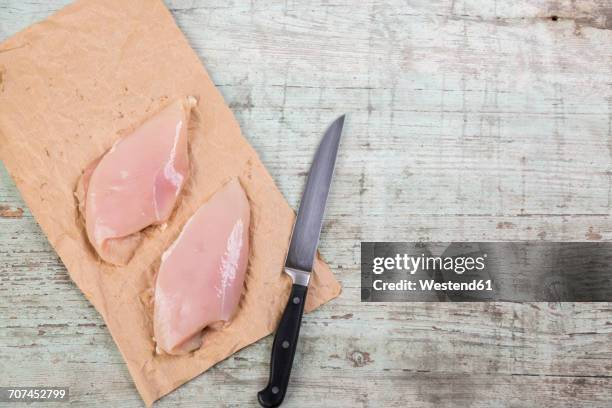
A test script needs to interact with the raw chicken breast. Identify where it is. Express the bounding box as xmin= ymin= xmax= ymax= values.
xmin=78 ymin=96 xmax=196 ymax=265
xmin=154 ymin=179 xmax=250 ymax=355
